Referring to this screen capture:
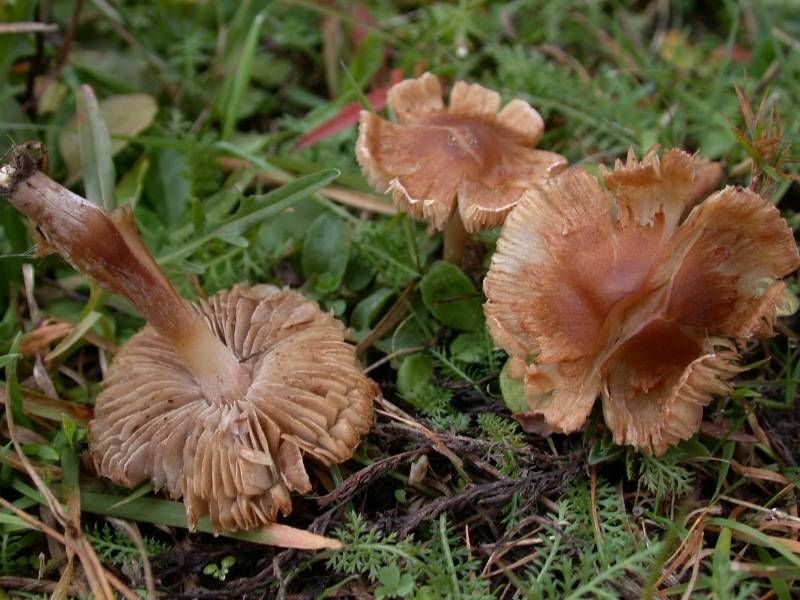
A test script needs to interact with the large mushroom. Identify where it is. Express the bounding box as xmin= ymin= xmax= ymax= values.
xmin=484 ymin=148 xmax=799 ymax=454
xmin=0 ymin=147 xmax=376 ymax=531
xmin=356 ymin=72 xmax=567 ymax=264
